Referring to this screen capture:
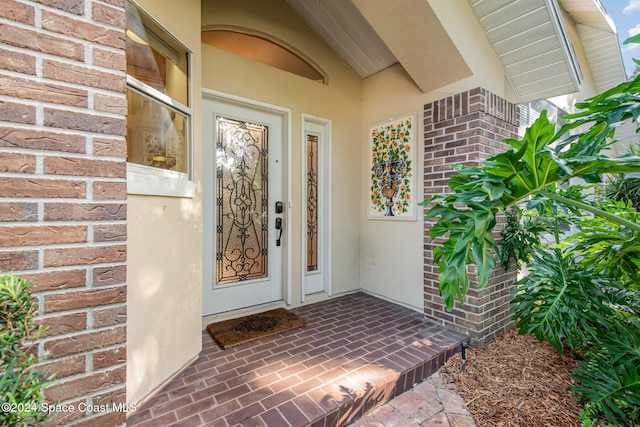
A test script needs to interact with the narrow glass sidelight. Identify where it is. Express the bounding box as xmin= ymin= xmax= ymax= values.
xmin=216 ymin=116 xmax=269 ymax=285
xmin=306 ymin=133 xmax=318 ymax=272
